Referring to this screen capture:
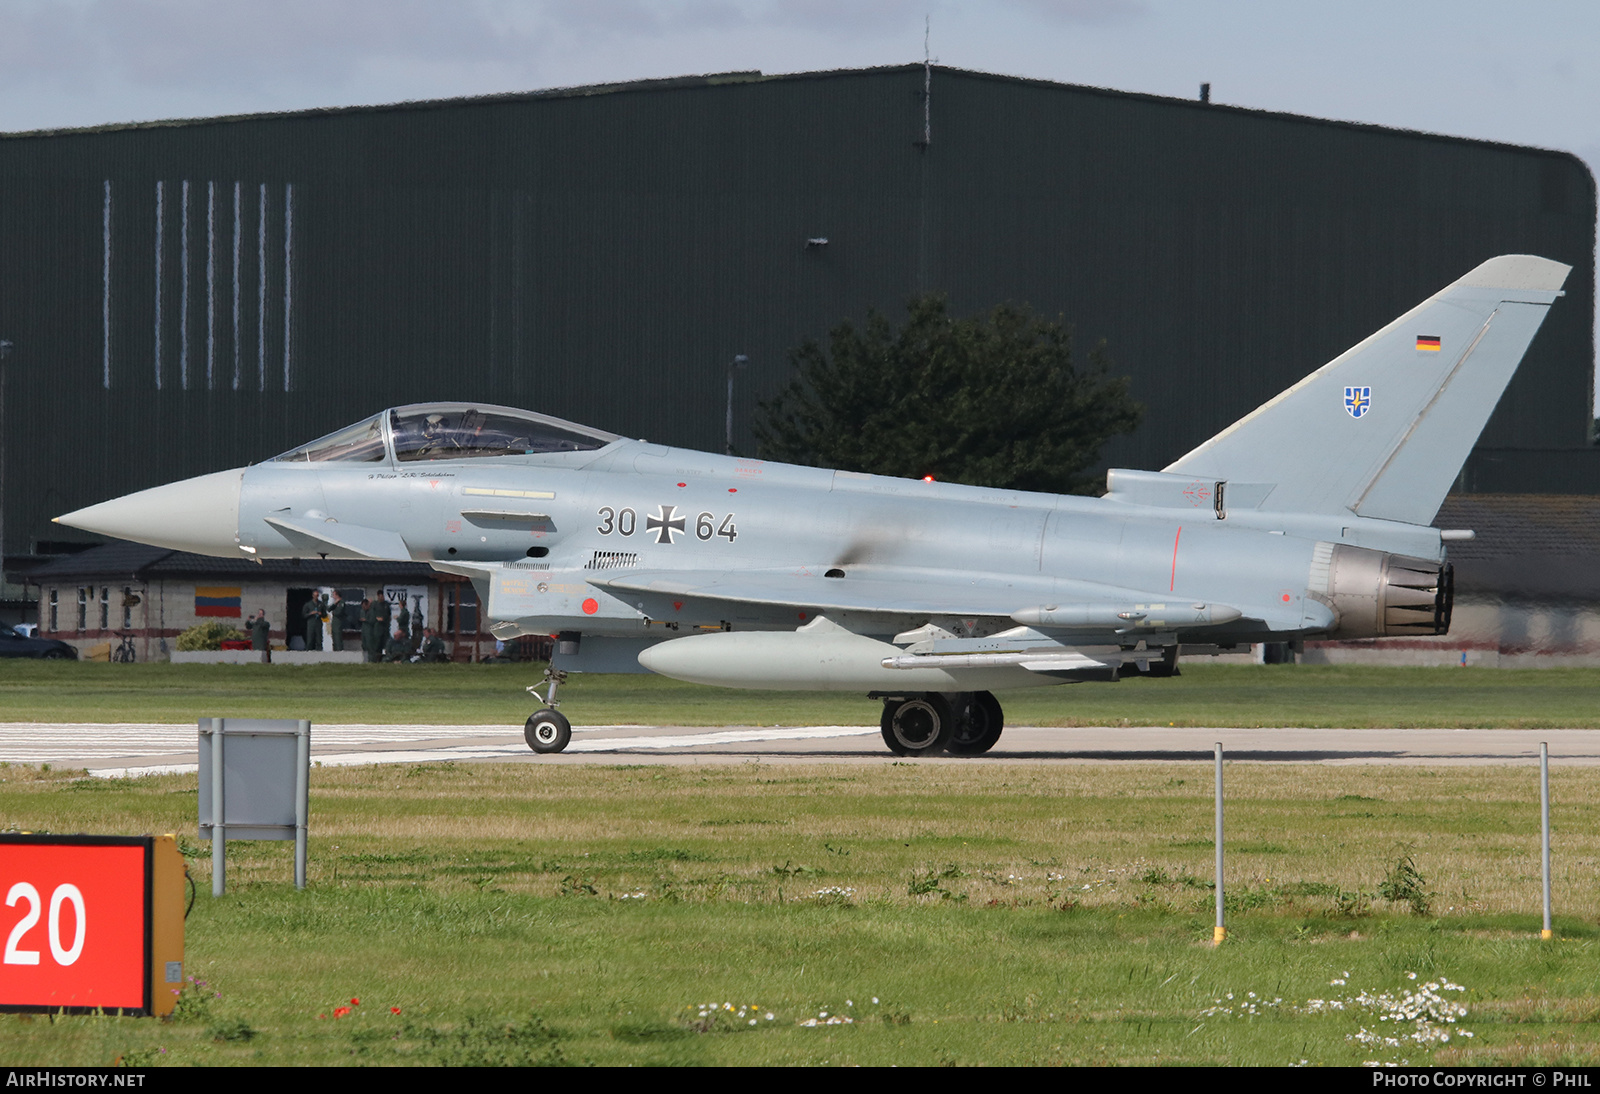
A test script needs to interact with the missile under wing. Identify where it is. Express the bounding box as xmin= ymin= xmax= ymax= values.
xmin=56 ymin=255 xmax=1571 ymax=755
